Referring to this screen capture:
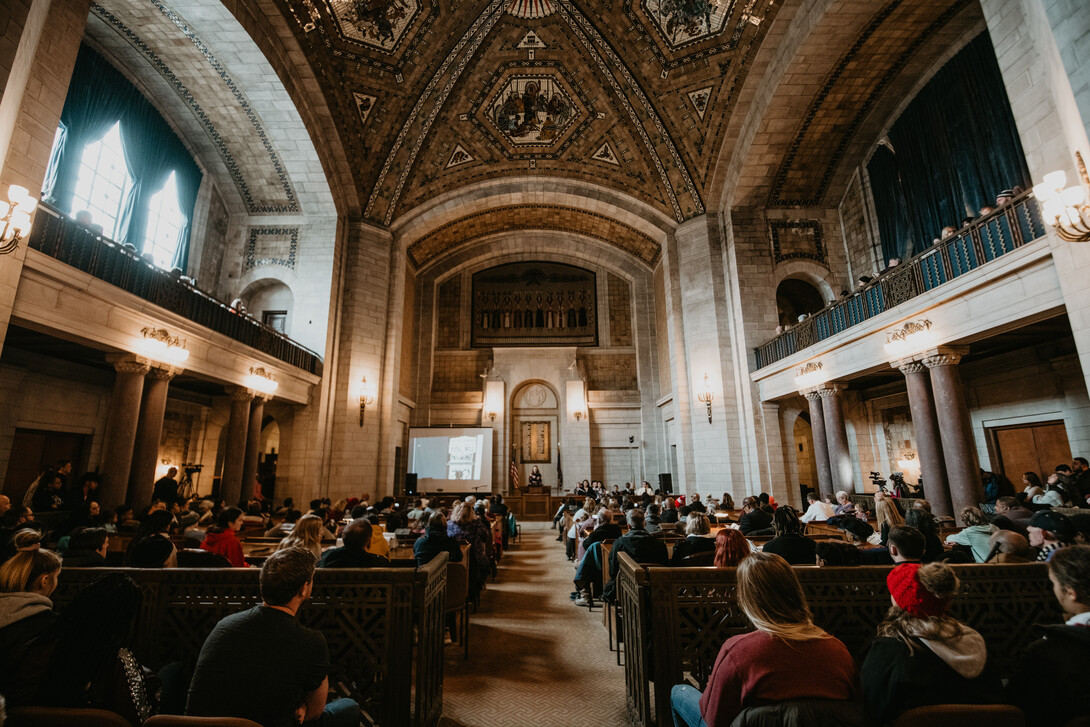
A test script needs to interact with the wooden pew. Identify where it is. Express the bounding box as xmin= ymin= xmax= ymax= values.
xmin=616 ymin=555 xmax=1059 ymax=727
xmin=53 ymin=558 xmax=448 ymax=727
